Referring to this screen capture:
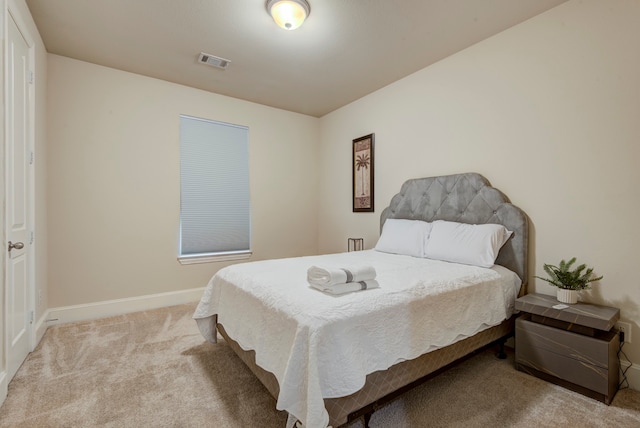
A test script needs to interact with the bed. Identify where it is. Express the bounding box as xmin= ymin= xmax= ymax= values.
xmin=194 ymin=172 xmax=528 ymax=428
